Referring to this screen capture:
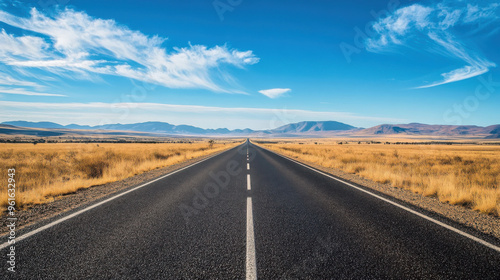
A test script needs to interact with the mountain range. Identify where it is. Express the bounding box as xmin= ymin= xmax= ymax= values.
xmin=1 ymin=121 xmax=356 ymax=136
xmin=1 ymin=120 xmax=499 ymax=138
xmin=354 ymin=123 xmax=500 ymax=137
